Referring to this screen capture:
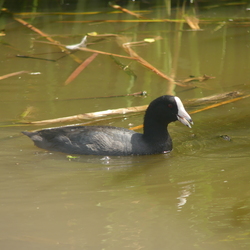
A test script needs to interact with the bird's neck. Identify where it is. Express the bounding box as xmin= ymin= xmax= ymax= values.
xmin=143 ymin=119 xmax=169 ymax=142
